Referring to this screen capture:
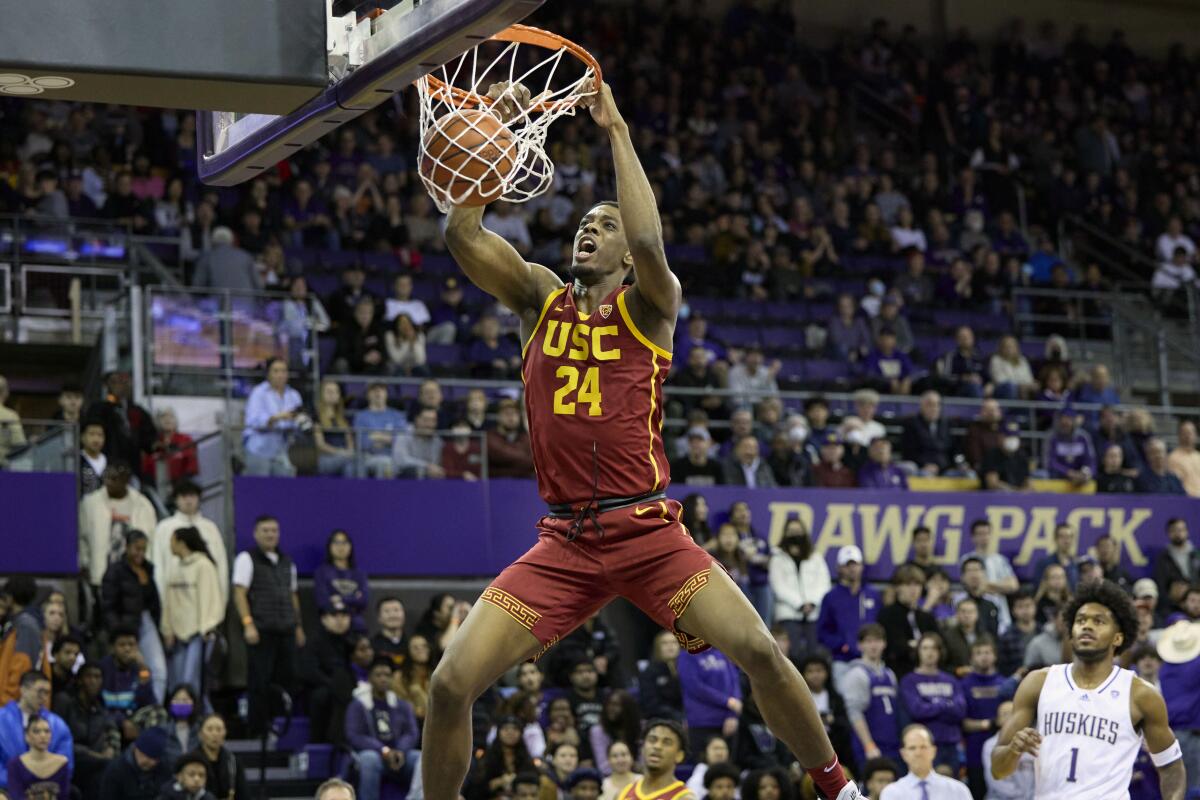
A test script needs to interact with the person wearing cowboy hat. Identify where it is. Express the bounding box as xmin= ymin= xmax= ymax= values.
xmin=1159 ymin=620 xmax=1200 ymax=793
